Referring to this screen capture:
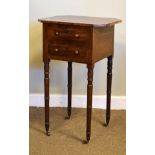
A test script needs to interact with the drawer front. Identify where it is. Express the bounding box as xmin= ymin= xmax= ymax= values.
xmin=46 ymin=23 xmax=90 ymax=42
xmin=44 ymin=23 xmax=92 ymax=62
xmin=48 ymin=43 xmax=87 ymax=58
